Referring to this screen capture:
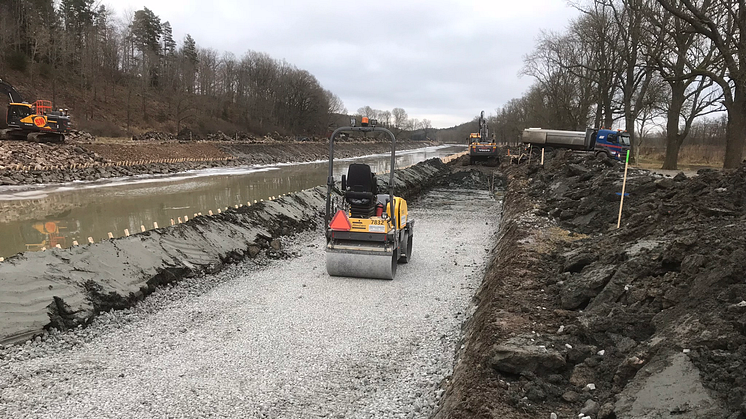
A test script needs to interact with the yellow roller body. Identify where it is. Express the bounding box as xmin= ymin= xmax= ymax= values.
xmin=325 ymin=197 xmax=409 ymax=280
